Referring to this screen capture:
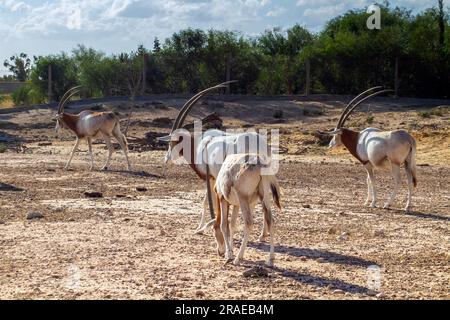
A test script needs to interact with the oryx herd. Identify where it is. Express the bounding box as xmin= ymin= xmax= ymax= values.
xmin=53 ymin=81 xmax=418 ymax=267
